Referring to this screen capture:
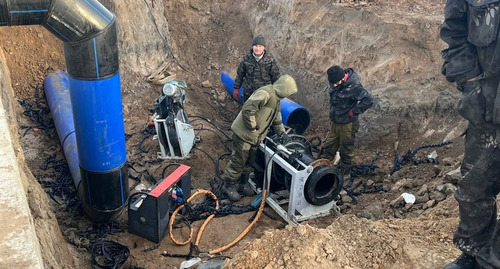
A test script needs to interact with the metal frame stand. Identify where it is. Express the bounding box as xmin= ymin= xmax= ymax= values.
xmin=154 ymin=116 xmax=195 ymax=160
xmin=251 ymin=143 xmax=338 ymax=226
